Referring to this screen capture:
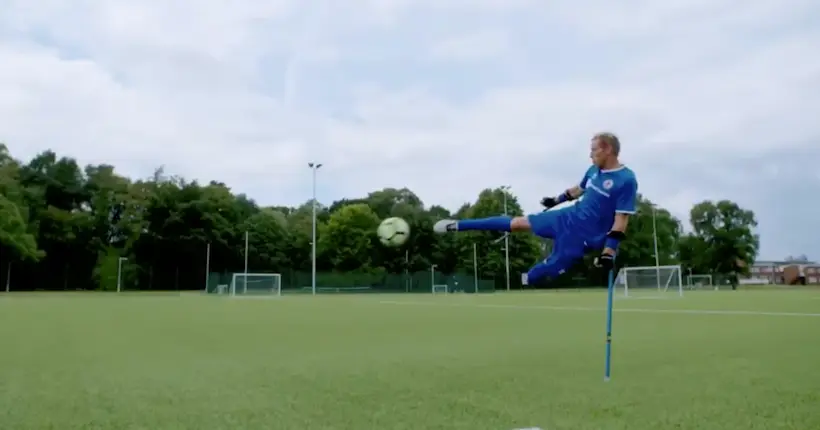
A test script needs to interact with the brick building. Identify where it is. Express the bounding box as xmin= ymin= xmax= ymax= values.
xmin=745 ymin=260 xmax=820 ymax=284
